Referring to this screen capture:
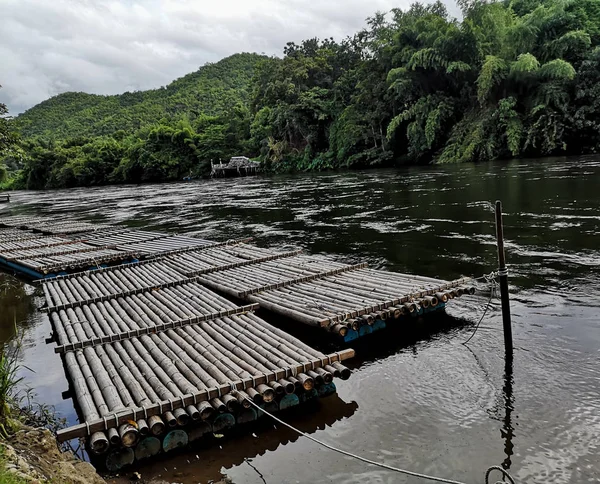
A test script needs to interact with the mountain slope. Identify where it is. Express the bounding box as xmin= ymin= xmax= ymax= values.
xmin=15 ymin=53 xmax=266 ymax=139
